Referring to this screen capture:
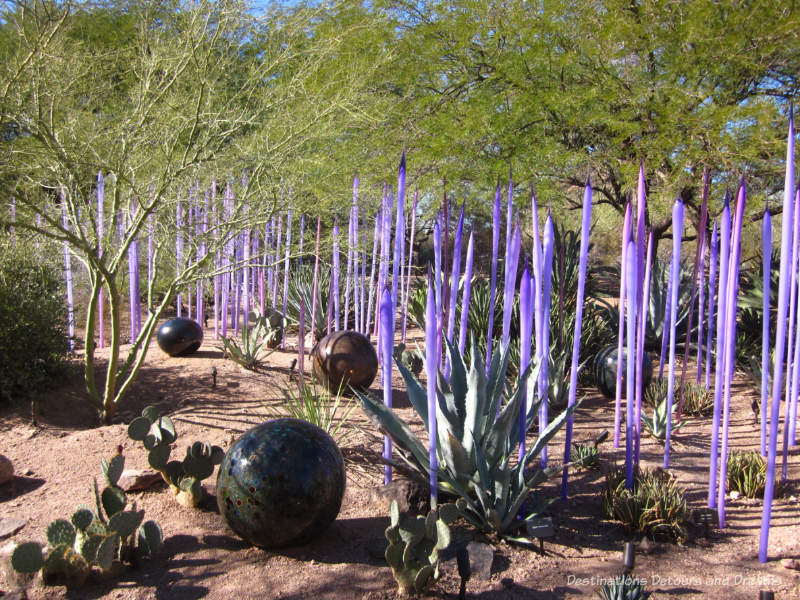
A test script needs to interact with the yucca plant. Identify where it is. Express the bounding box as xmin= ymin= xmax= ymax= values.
xmin=220 ymin=309 xmax=278 ymax=370
xmin=596 ymin=575 xmax=651 ymax=600
xmin=358 ymin=337 xmax=579 ymax=543
xmin=727 ymin=450 xmax=781 ymax=499
xmin=602 ymin=468 xmax=689 ymax=542
xmin=681 ymin=382 xmax=714 ymax=416
xmin=265 ymin=379 xmax=355 ymax=445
